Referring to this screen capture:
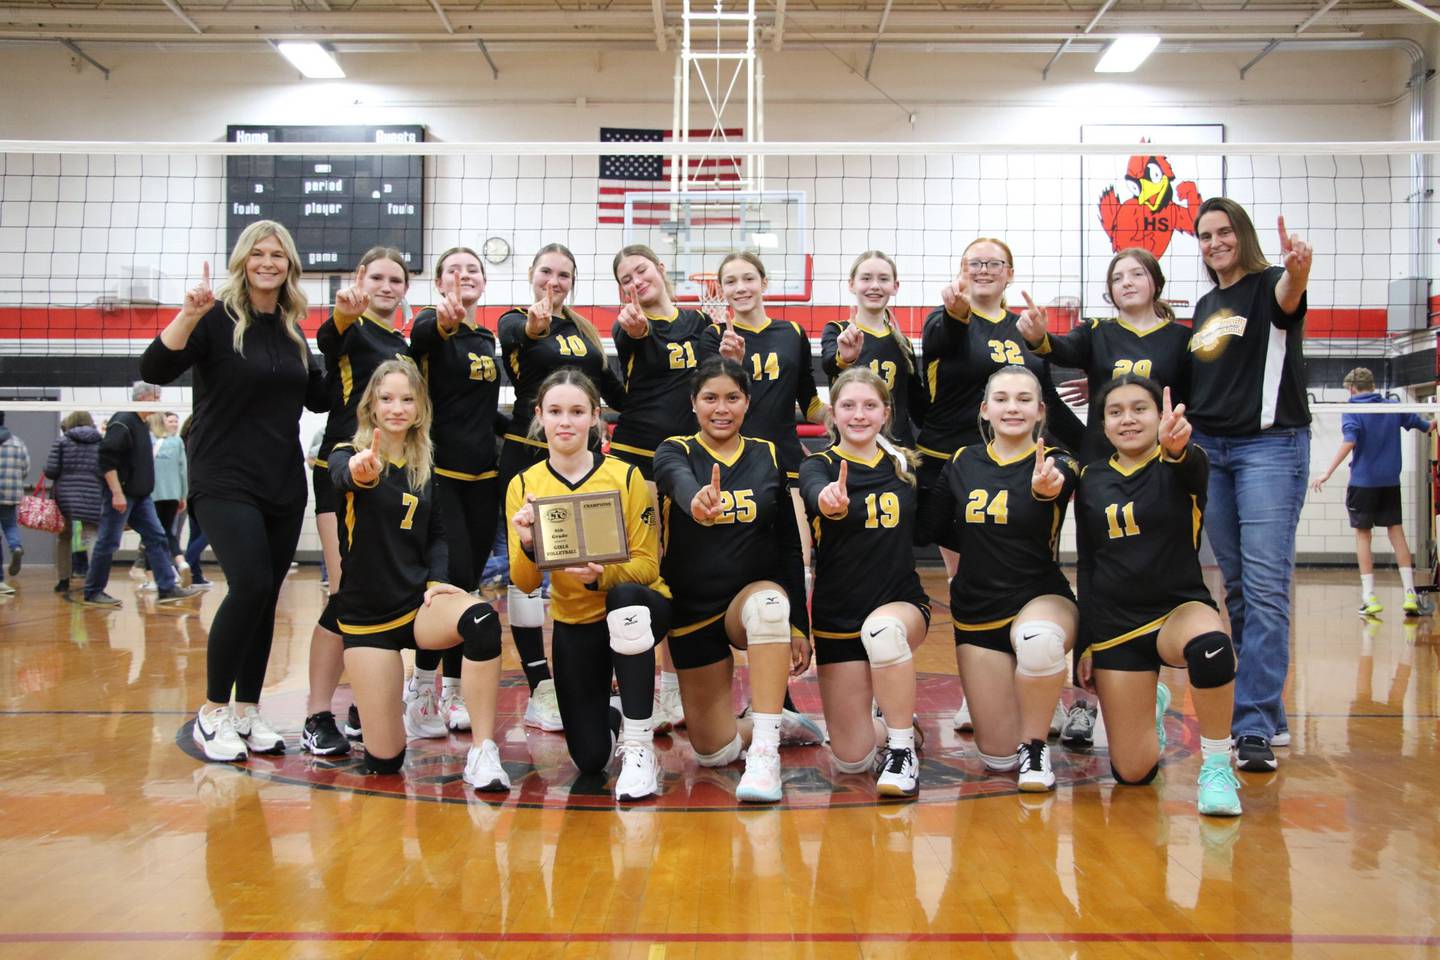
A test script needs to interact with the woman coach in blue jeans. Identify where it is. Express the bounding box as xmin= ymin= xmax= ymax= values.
xmin=1187 ymin=198 xmax=1312 ymax=773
